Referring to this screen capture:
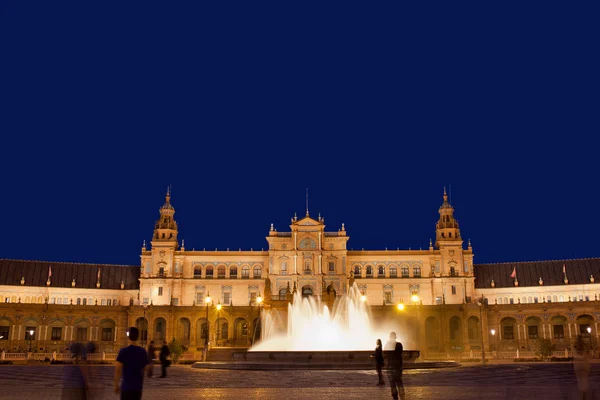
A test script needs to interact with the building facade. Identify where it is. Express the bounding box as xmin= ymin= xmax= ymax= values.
xmin=1 ymin=189 xmax=599 ymax=359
